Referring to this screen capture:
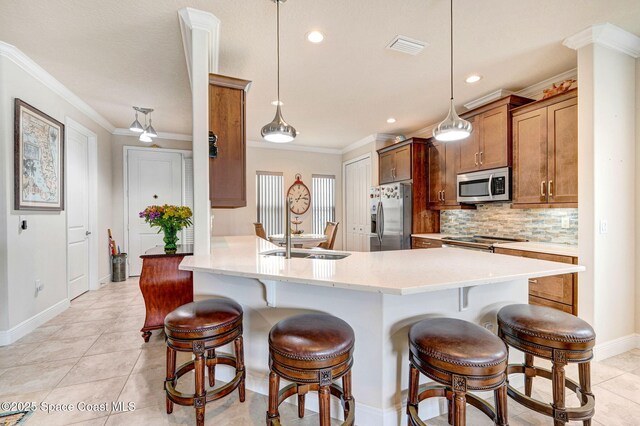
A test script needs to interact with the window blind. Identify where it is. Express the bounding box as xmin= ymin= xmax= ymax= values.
xmin=256 ymin=171 xmax=284 ymax=236
xmin=312 ymin=174 xmax=336 ymax=234
xmin=183 ymin=158 xmax=195 ymax=244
